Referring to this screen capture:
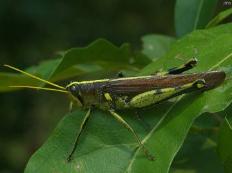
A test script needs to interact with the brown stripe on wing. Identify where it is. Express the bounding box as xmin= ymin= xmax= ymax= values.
xmin=105 ymin=71 xmax=225 ymax=94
